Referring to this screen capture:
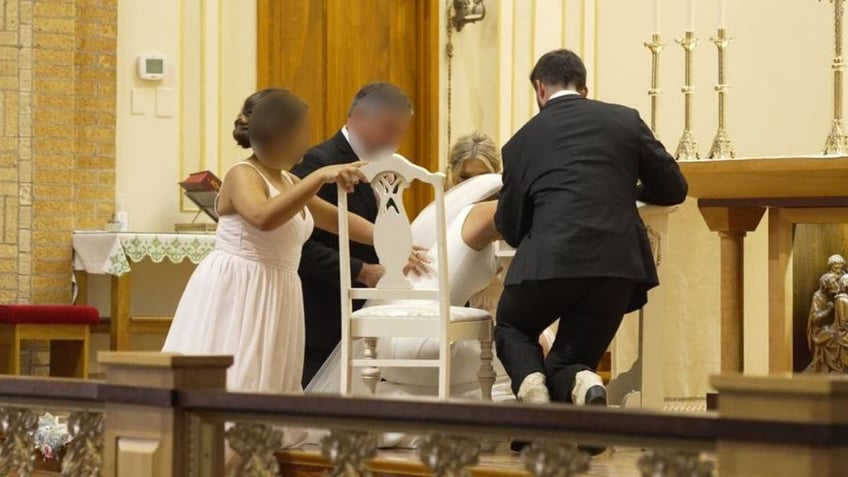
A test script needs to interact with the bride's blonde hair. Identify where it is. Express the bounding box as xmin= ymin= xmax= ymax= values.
xmin=446 ymin=132 xmax=502 ymax=188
